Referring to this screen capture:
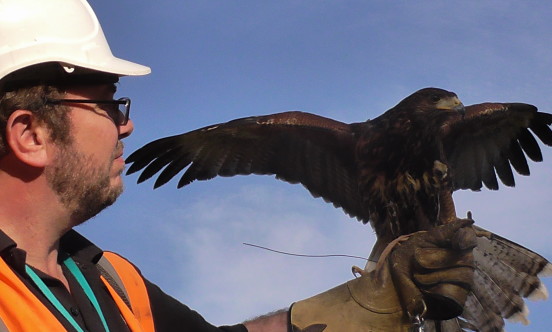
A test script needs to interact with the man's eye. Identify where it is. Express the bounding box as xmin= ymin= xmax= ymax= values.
xmin=100 ymin=105 xmax=120 ymax=121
